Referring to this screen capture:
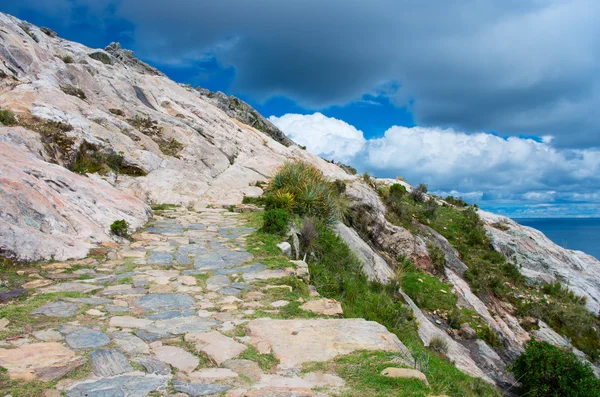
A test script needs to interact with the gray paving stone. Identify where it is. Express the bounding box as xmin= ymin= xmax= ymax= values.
xmin=144 ymin=310 xmax=196 ymax=321
xmin=64 ymin=297 xmax=112 ymax=305
xmin=133 ymin=356 xmax=171 ymax=375
xmin=176 ymin=254 xmax=192 ymax=265
xmin=105 ymin=305 xmax=130 ymax=313
xmin=112 ymin=332 xmax=150 ymax=355
xmin=66 ymin=375 xmax=167 ymax=397
xmin=134 ymin=329 xmax=163 ymax=342
xmin=212 ymin=263 xmax=267 ymax=275
xmin=147 ymin=251 xmax=174 ymax=265
xmin=172 ymin=381 xmax=232 ymax=396
xmin=144 ymin=316 xmax=220 ymax=337
xmin=91 ymin=349 xmax=133 ymax=377
xmin=134 ymin=293 xmax=195 ymax=312
xmin=64 ymin=327 xmax=110 ymax=350
xmin=31 ymin=300 xmax=79 ymax=317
